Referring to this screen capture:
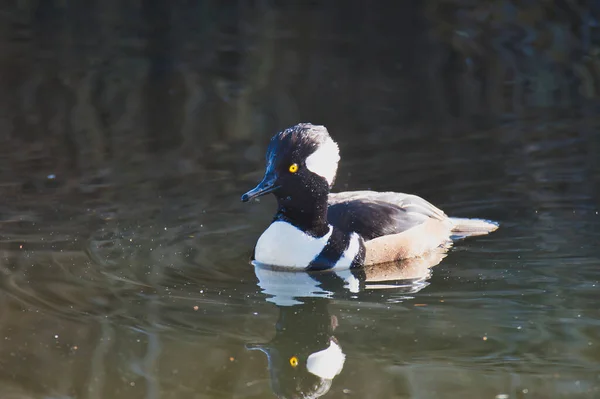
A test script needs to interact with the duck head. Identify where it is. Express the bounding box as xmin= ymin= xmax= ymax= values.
xmin=241 ymin=123 xmax=340 ymax=205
